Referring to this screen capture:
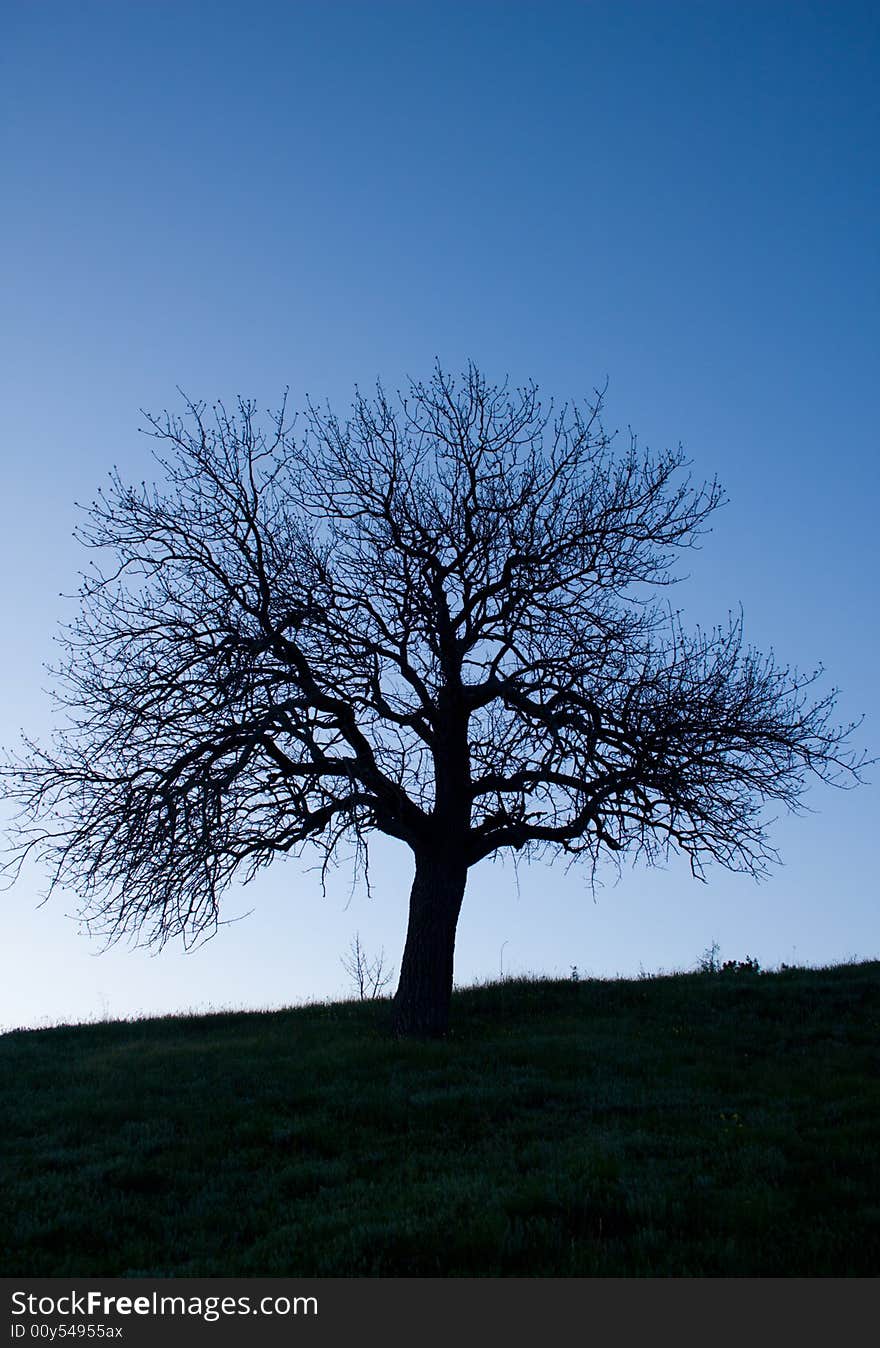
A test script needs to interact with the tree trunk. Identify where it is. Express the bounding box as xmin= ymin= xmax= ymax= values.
xmin=391 ymin=850 xmax=468 ymax=1038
